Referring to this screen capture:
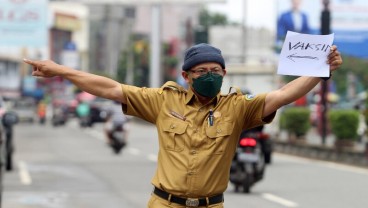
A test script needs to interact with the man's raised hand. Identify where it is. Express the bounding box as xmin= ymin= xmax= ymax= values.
xmin=23 ymin=59 xmax=62 ymax=78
